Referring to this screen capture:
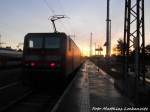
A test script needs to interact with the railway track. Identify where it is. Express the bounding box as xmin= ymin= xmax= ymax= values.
xmin=1 ymin=87 xmax=65 ymax=112
xmin=0 ymin=81 xmax=31 ymax=111
xmin=0 ymin=90 xmax=32 ymax=112
xmin=0 ymin=68 xmax=78 ymax=112
xmin=0 ymin=81 xmax=21 ymax=90
xmin=0 ymin=77 xmax=69 ymax=112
